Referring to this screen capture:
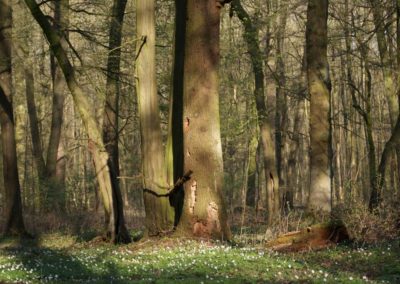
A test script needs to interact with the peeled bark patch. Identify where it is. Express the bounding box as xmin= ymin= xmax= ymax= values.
xmin=207 ymin=201 xmax=221 ymax=234
xmin=189 ymin=180 xmax=197 ymax=214
xmin=192 ymin=201 xmax=221 ymax=238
